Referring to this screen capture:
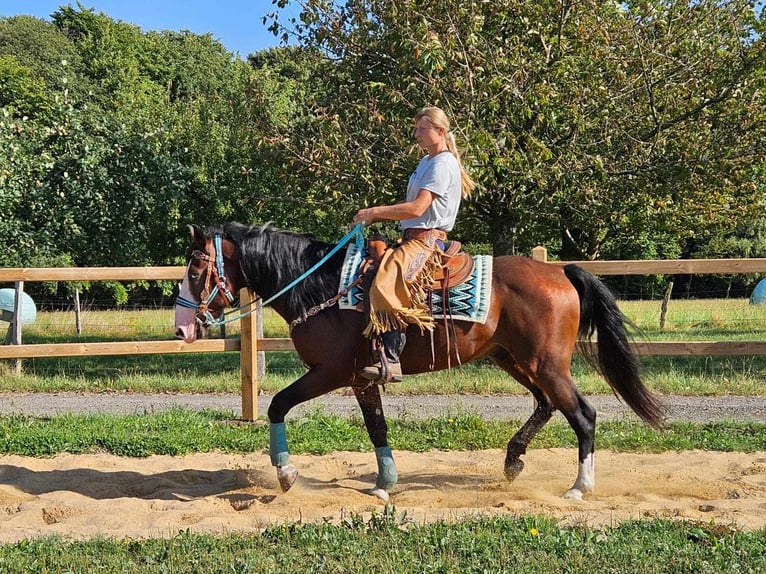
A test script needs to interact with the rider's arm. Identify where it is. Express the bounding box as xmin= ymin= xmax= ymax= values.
xmin=352 ymin=188 xmax=435 ymax=226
